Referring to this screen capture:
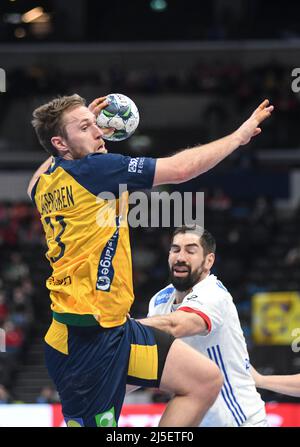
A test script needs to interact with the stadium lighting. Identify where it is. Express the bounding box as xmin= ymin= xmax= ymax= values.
xmin=22 ymin=6 xmax=44 ymax=23
xmin=3 ymin=13 xmax=22 ymax=24
xmin=150 ymin=0 xmax=168 ymax=12
xmin=14 ymin=27 xmax=26 ymax=38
